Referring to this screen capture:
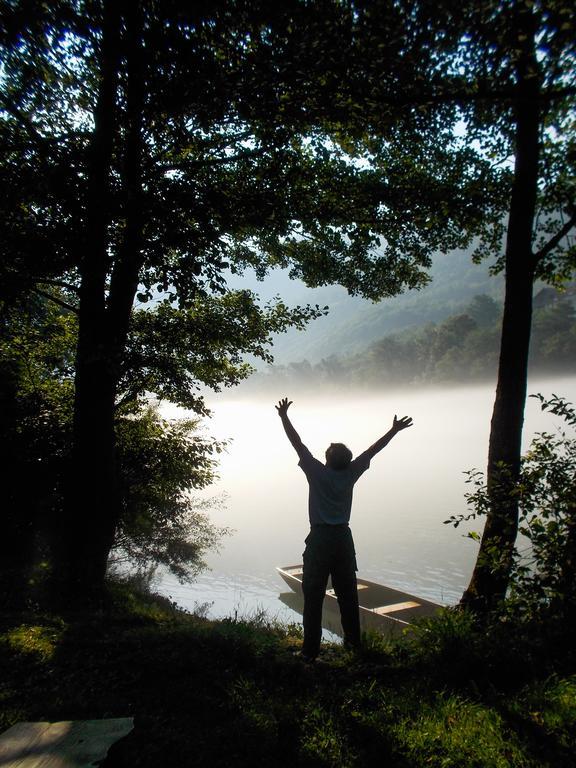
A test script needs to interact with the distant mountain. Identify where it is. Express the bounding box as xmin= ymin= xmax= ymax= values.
xmin=261 ymin=248 xmax=504 ymax=365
